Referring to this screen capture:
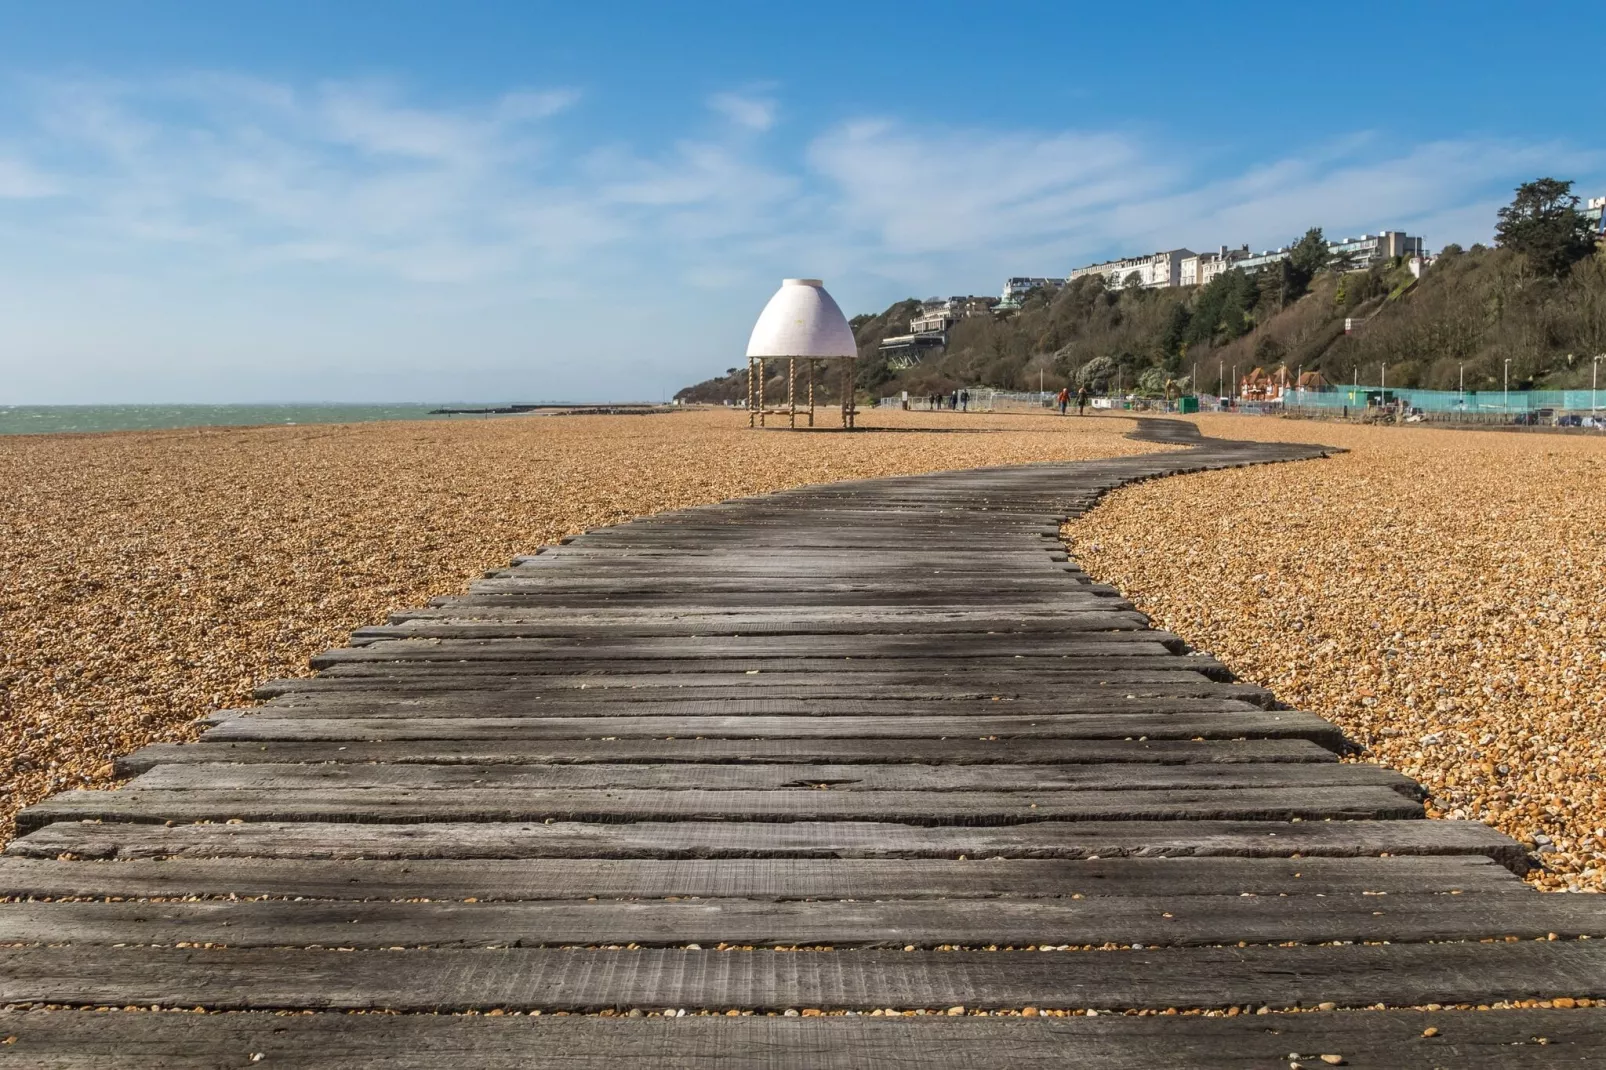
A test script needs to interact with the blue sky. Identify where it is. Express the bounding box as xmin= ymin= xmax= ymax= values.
xmin=1 ymin=1 xmax=1602 ymax=403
